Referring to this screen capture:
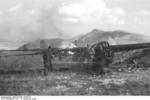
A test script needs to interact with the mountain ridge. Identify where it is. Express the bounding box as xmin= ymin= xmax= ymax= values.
xmin=18 ymin=29 xmax=150 ymax=50
xmin=75 ymin=29 xmax=150 ymax=47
